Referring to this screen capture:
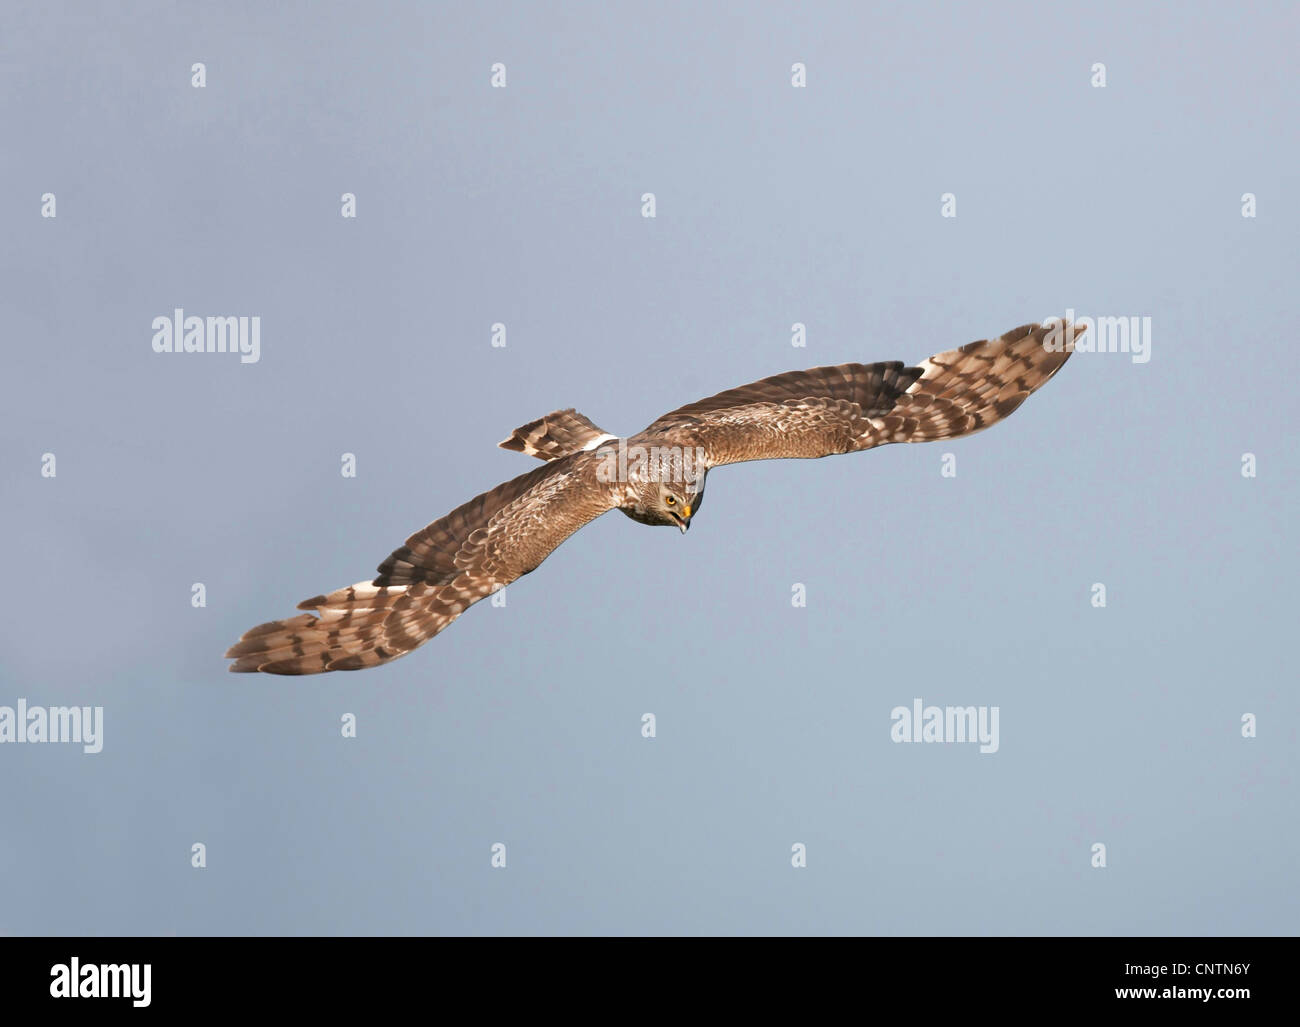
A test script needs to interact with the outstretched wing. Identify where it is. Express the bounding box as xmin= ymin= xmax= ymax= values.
xmin=644 ymin=322 xmax=1077 ymax=466
xmin=226 ymin=453 xmax=615 ymax=674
